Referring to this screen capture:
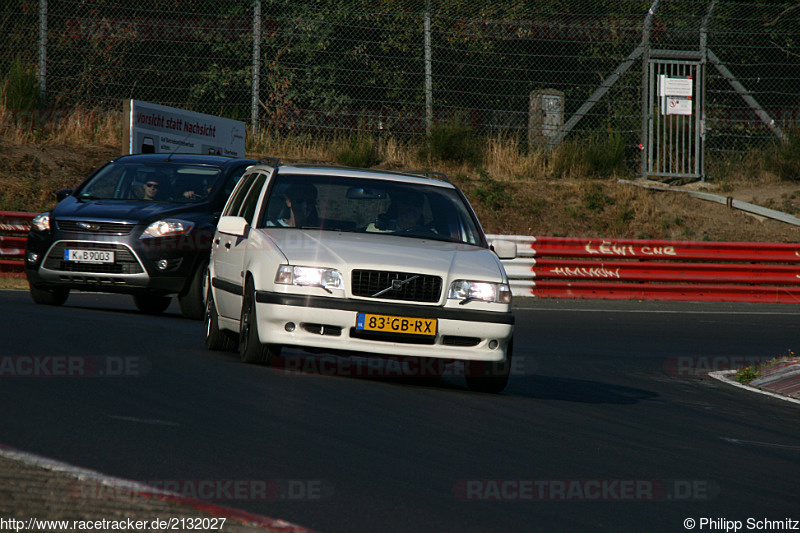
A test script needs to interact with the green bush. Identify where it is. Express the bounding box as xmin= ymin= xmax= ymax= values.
xmin=472 ymin=168 xmax=512 ymax=212
xmin=585 ymin=132 xmax=626 ymax=176
xmin=735 ymin=365 xmax=761 ymax=384
xmin=334 ymin=135 xmax=379 ymax=168
xmin=422 ymin=119 xmax=482 ymax=165
xmin=550 ymin=133 xmax=627 ymax=178
xmin=582 ymin=183 xmax=613 ymax=211
xmin=765 ymin=130 xmax=800 ymax=181
xmin=549 ymin=139 xmax=584 ymax=178
xmin=1 ymin=57 xmax=39 ymax=110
